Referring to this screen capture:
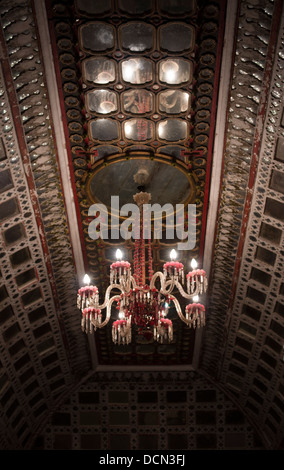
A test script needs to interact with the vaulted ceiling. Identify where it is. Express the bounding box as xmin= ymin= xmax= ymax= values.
xmin=0 ymin=0 xmax=283 ymax=450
